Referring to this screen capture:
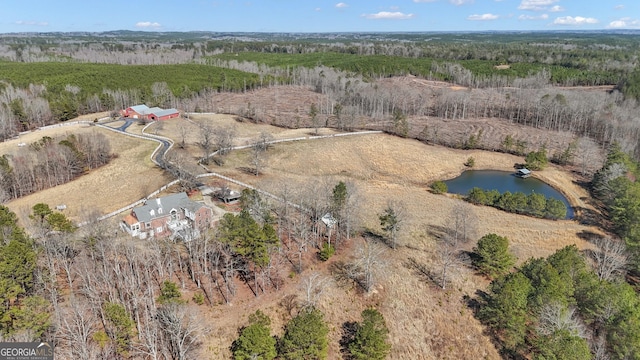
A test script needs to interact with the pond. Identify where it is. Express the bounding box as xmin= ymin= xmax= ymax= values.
xmin=444 ymin=170 xmax=574 ymax=219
